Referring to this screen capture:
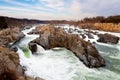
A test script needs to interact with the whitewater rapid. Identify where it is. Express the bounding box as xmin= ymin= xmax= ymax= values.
xmin=16 ymin=25 xmax=120 ymax=80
